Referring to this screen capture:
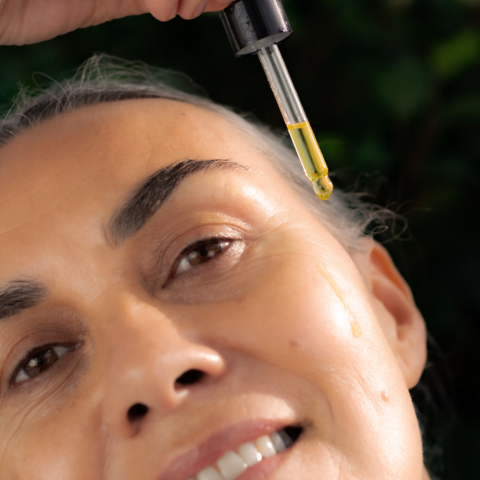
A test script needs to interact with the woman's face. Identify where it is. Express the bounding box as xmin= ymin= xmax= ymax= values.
xmin=0 ymin=99 xmax=427 ymax=480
